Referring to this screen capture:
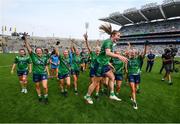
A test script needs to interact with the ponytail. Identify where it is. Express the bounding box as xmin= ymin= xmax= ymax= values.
xmin=99 ymin=23 xmax=119 ymax=37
